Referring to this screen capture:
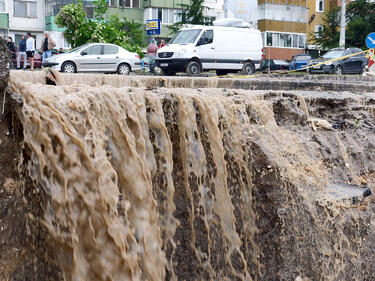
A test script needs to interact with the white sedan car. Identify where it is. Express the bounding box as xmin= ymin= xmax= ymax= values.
xmin=43 ymin=43 xmax=141 ymax=75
